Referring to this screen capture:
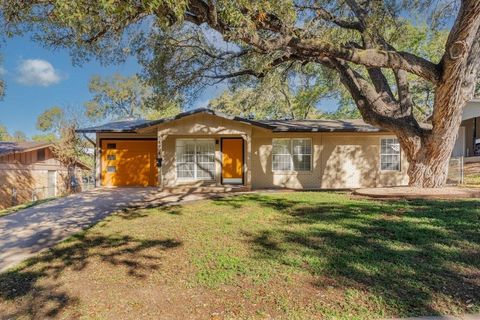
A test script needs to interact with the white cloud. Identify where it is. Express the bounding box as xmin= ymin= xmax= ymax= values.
xmin=16 ymin=59 xmax=62 ymax=86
